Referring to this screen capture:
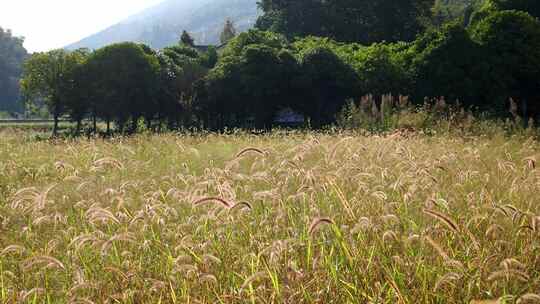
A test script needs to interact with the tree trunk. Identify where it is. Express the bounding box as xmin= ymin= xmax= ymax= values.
xmin=521 ymin=98 xmax=528 ymax=128
xmin=106 ymin=120 xmax=110 ymax=134
xmin=76 ymin=119 xmax=81 ymax=136
xmin=311 ymin=113 xmax=322 ymax=129
xmin=131 ymin=117 xmax=138 ymax=134
xmin=52 ymin=114 xmax=59 ymax=137
xmin=156 ymin=112 xmax=162 ymax=132
xmin=93 ymin=113 xmax=97 ymax=134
